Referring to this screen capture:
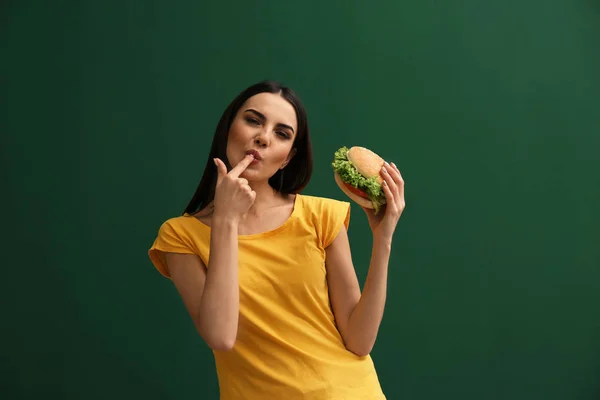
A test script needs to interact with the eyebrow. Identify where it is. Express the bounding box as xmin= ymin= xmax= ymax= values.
xmin=245 ymin=109 xmax=295 ymax=134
